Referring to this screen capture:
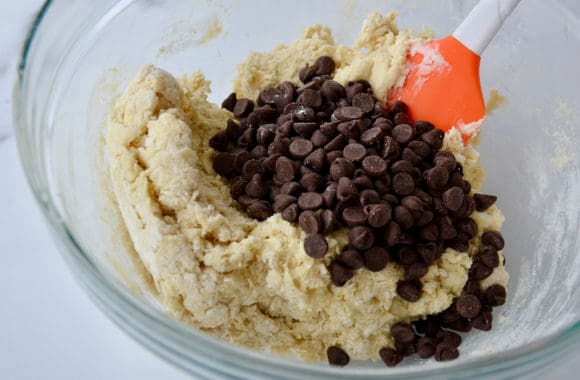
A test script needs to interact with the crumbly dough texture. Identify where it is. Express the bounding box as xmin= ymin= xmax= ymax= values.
xmin=106 ymin=13 xmax=507 ymax=362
